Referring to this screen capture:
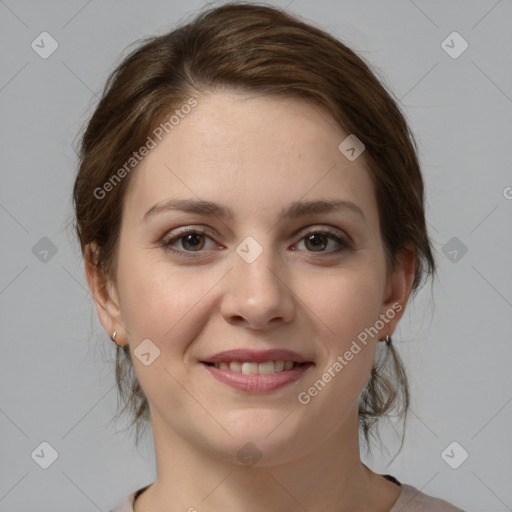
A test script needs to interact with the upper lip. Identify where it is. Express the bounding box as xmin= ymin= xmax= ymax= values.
xmin=201 ymin=349 xmax=313 ymax=364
